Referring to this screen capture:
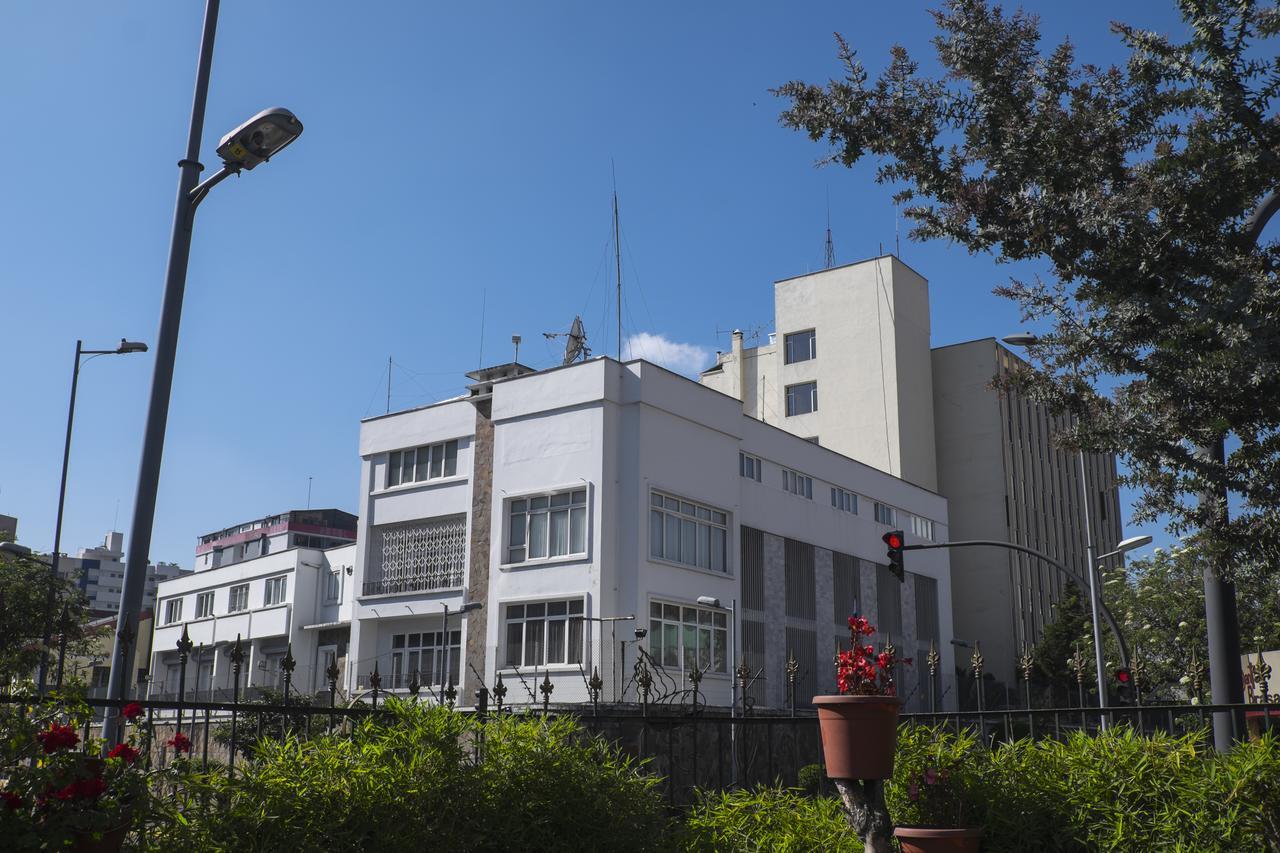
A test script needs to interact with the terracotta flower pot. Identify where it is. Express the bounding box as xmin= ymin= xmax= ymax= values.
xmin=893 ymin=826 xmax=982 ymax=853
xmin=71 ymin=824 xmax=129 ymax=853
xmin=812 ymin=694 xmax=903 ymax=779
